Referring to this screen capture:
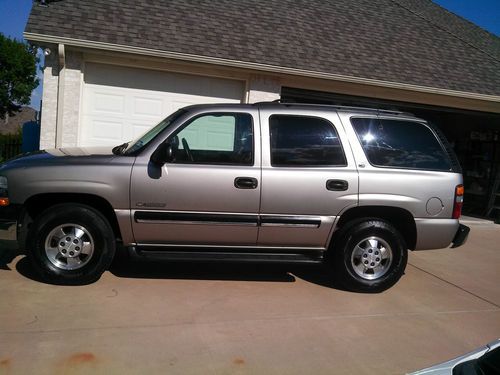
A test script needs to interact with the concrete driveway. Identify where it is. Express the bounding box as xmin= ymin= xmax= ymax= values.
xmin=1 ymin=222 xmax=499 ymax=374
